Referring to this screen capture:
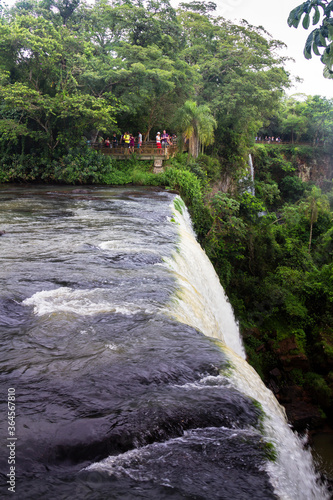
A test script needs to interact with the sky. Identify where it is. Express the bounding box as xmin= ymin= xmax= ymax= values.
xmin=211 ymin=0 xmax=333 ymax=98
